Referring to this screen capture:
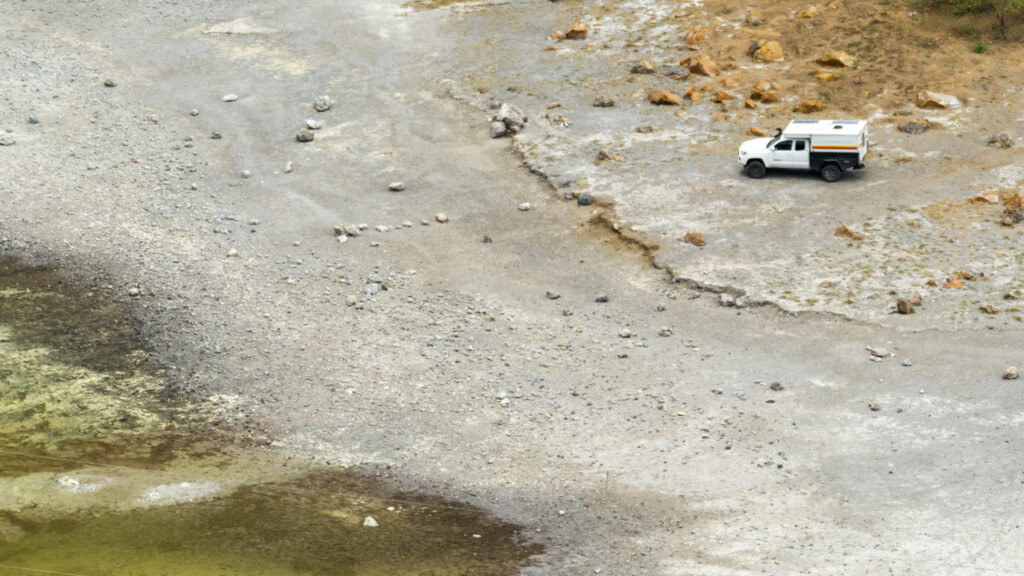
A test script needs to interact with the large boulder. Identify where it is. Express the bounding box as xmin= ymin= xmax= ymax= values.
xmin=648 ymin=90 xmax=683 ymax=105
xmin=817 ymin=51 xmax=853 ymax=67
xmin=915 ymin=90 xmax=961 ymax=109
